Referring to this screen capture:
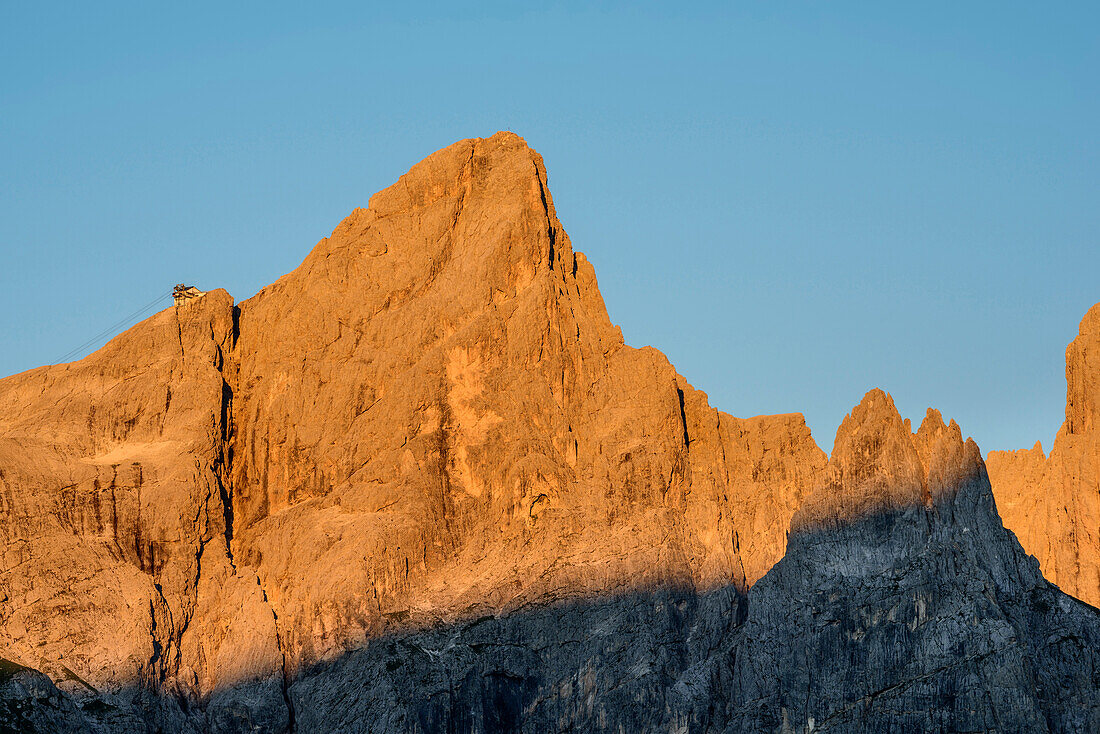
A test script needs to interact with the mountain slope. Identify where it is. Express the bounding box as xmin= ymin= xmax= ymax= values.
xmin=0 ymin=290 xmax=287 ymax=729
xmin=719 ymin=391 xmax=1100 ymax=732
xmin=988 ymin=303 xmax=1100 ymax=607
xmin=223 ymin=132 xmax=826 ymax=673
xmin=2 ymin=133 xmax=1098 ymax=733
xmin=0 ymin=133 xmax=826 ymax=730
